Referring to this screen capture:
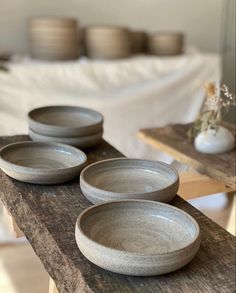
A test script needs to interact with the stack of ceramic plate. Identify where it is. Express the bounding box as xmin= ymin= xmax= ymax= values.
xmin=84 ymin=26 xmax=132 ymax=59
xmin=148 ymin=32 xmax=184 ymax=56
xmin=131 ymin=30 xmax=147 ymax=54
xmin=28 ymin=18 xmax=79 ymax=60
xmin=28 ymin=106 xmax=104 ymax=148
